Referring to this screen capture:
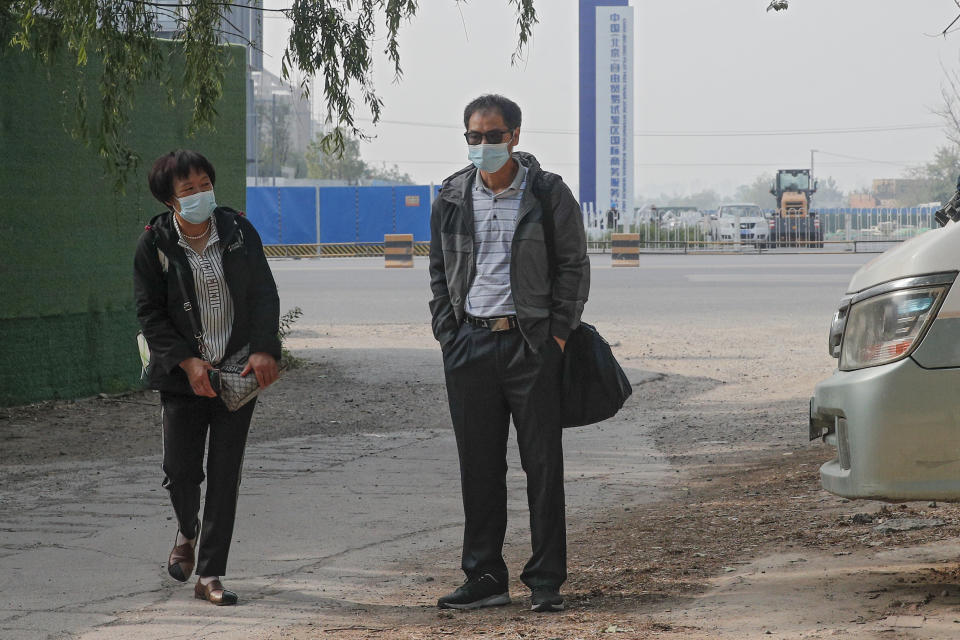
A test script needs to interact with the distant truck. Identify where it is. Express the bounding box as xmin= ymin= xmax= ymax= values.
xmin=769 ymin=169 xmax=823 ymax=248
